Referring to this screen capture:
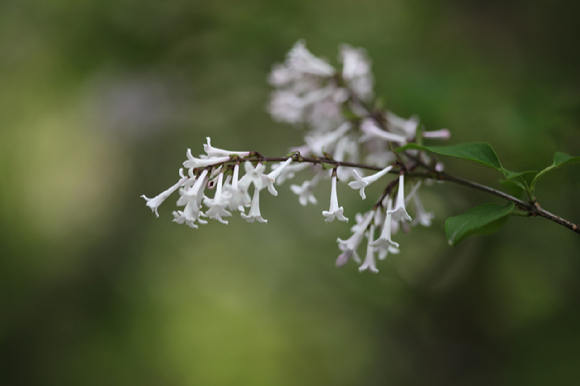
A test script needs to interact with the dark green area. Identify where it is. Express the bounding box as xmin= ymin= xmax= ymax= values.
xmin=445 ymin=203 xmax=515 ymax=246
